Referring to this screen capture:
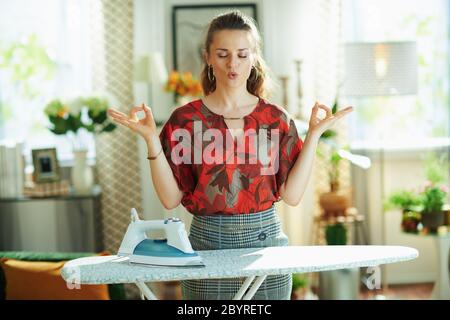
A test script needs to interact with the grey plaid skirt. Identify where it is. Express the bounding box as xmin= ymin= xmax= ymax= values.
xmin=181 ymin=205 xmax=292 ymax=300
